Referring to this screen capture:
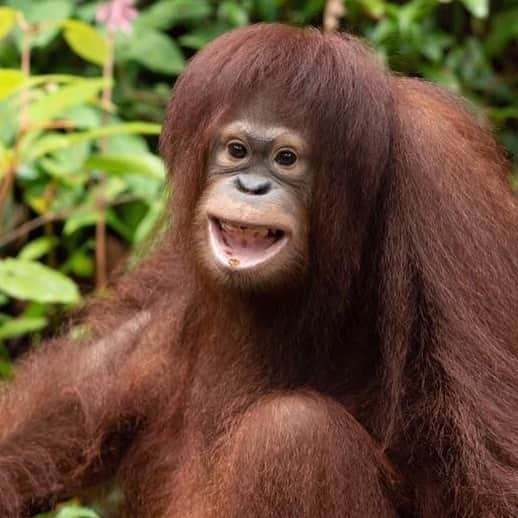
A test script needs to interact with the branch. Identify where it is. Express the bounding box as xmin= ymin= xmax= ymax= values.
xmin=324 ymin=0 xmax=345 ymax=32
